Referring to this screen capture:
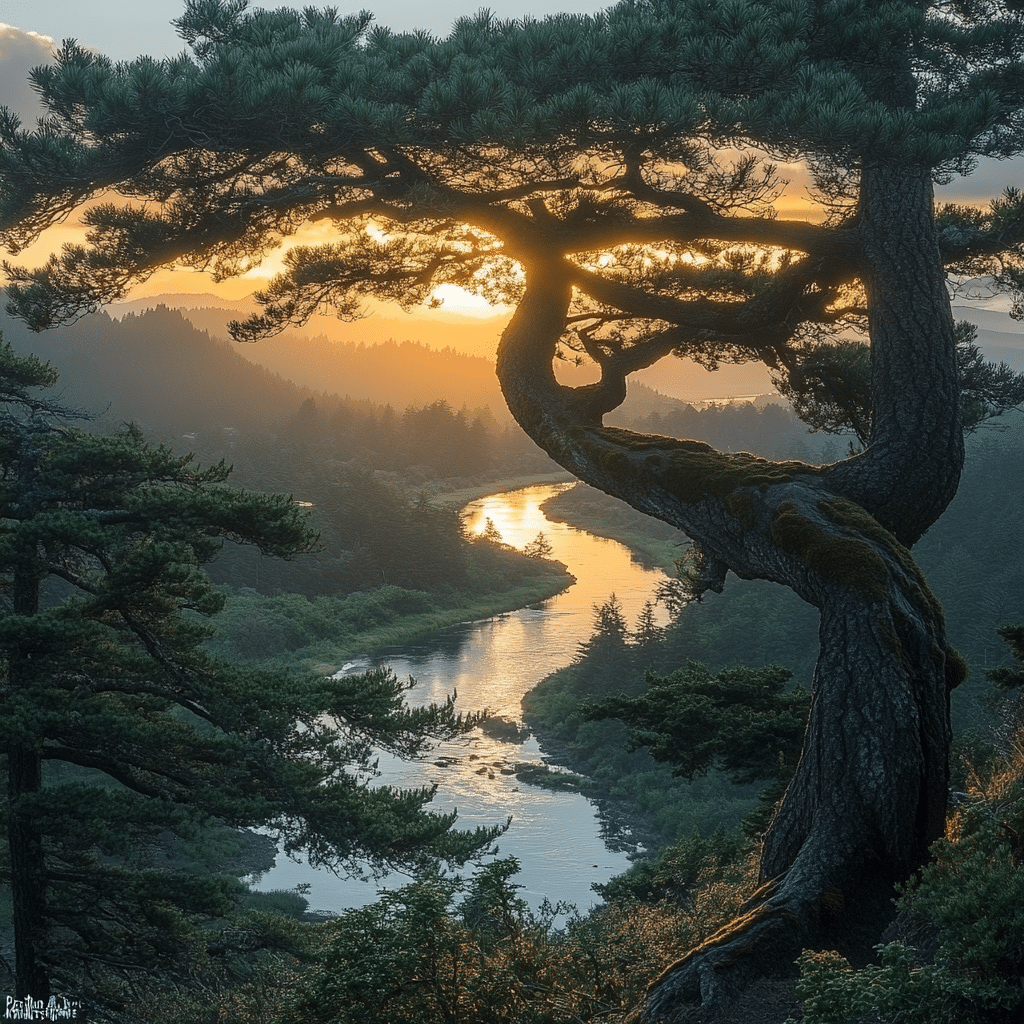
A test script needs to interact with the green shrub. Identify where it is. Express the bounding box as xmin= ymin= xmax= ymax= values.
xmin=594 ymin=826 xmax=747 ymax=905
xmin=285 ymin=862 xmax=535 ymax=1024
xmin=790 ymin=730 xmax=1024 ymax=1024
xmin=285 ymin=854 xmax=760 ymax=1024
xmin=242 ymin=888 xmax=311 ymax=919
xmin=789 ymin=941 xmax=1019 ymax=1024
